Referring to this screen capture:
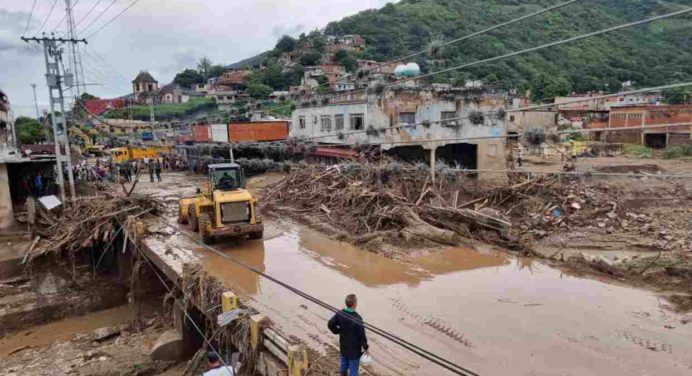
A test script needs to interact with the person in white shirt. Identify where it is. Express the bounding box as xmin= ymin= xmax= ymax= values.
xmin=203 ymin=352 xmax=234 ymax=376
